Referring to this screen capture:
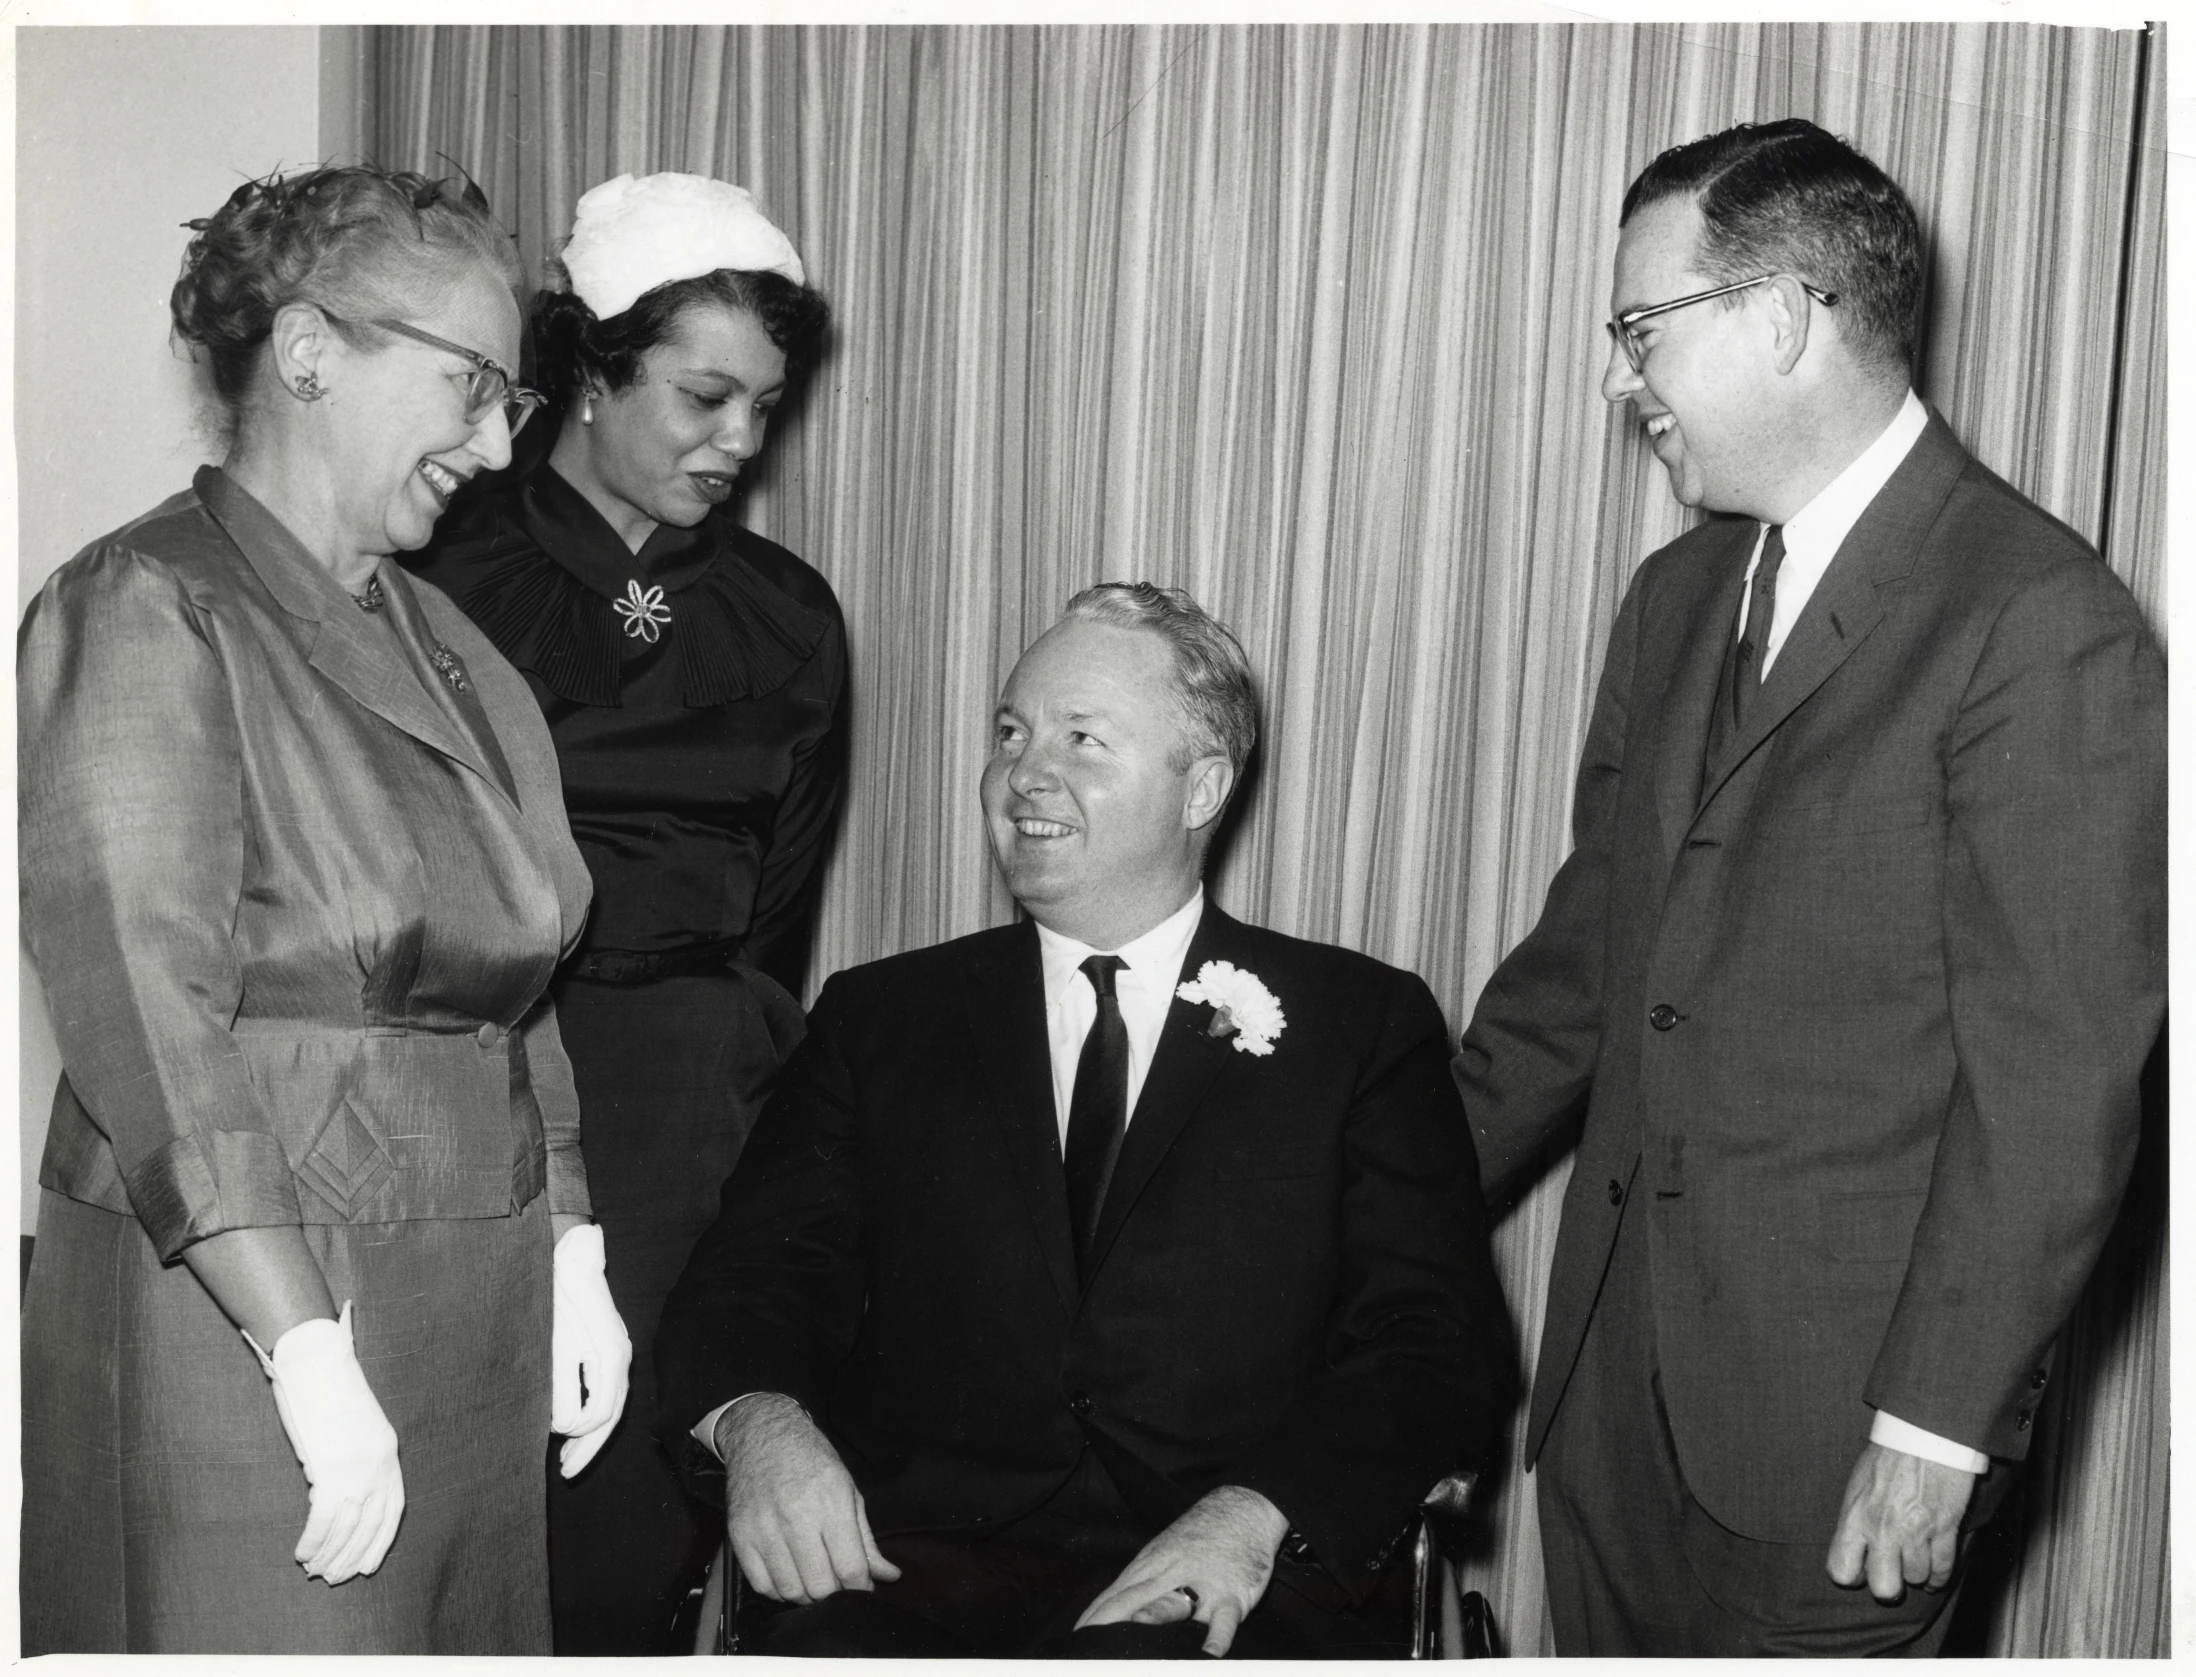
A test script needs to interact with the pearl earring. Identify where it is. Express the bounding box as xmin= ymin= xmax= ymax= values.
xmin=581 ymin=395 xmax=595 ymax=425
